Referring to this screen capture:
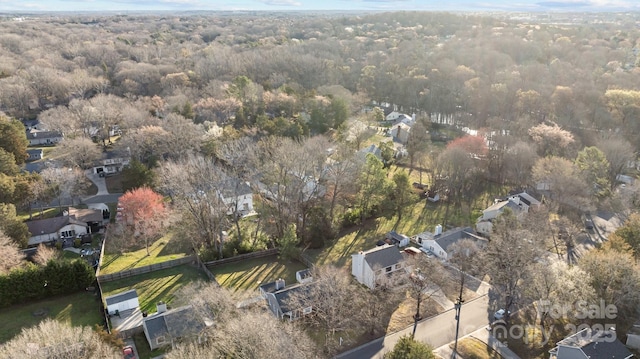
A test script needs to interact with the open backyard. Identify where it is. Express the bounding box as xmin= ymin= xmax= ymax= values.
xmin=0 ymin=291 xmax=103 ymax=343
xmin=100 ymin=264 xmax=208 ymax=314
xmin=208 ymin=254 xmax=308 ymax=292
xmin=100 ymin=231 xmax=191 ymax=275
